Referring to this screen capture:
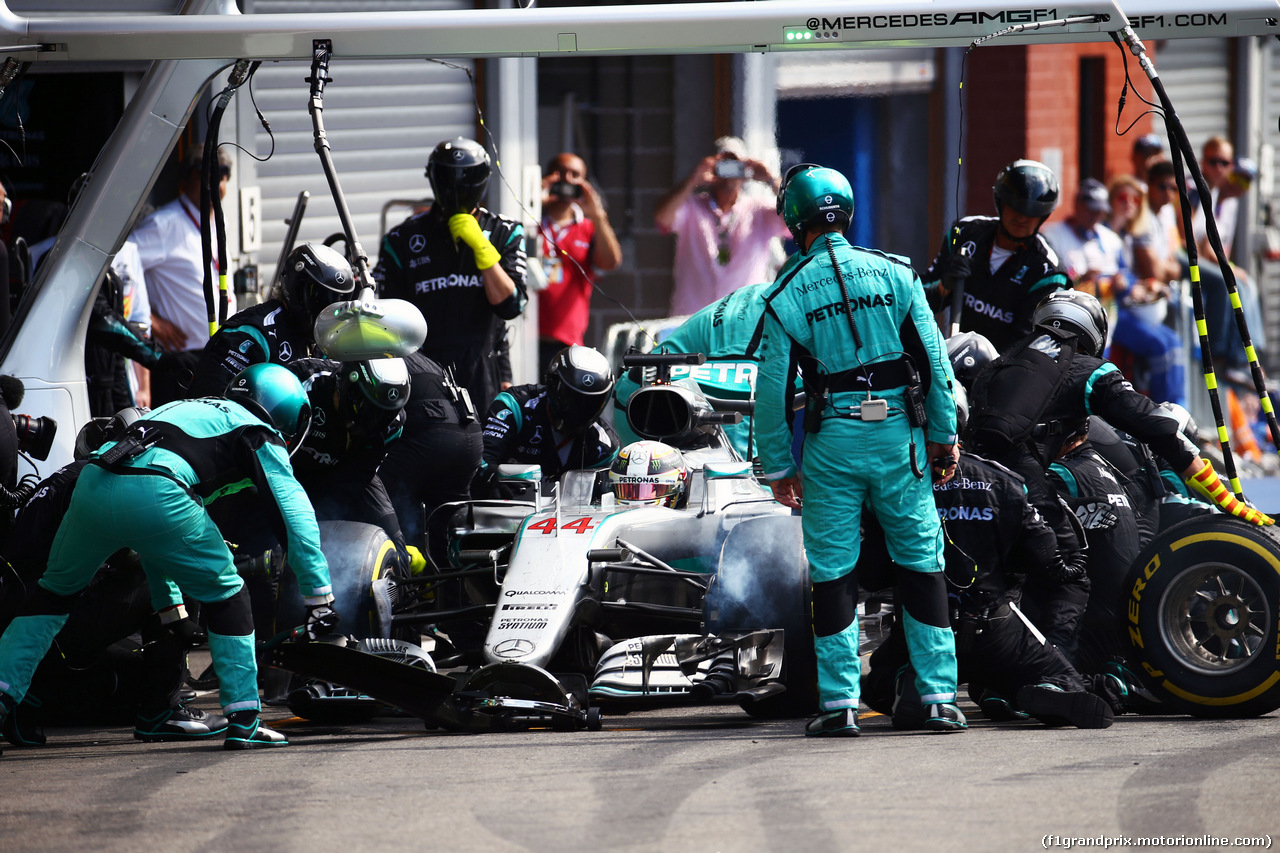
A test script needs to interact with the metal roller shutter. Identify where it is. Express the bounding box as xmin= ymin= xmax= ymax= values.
xmin=245 ymin=0 xmax=477 ymax=288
